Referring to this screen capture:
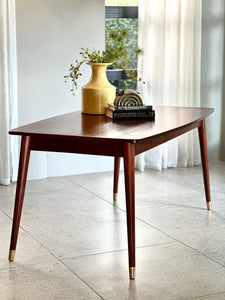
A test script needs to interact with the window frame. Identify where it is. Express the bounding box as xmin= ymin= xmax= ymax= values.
xmin=105 ymin=6 xmax=138 ymax=19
